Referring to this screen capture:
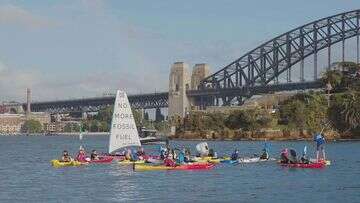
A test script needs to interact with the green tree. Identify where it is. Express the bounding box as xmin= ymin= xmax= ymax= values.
xmin=95 ymin=106 xmax=113 ymax=124
xmin=21 ymin=119 xmax=43 ymax=133
xmin=340 ymin=92 xmax=360 ymax=130
xmin=63 ymin=123 xmax=81 ymax=132
xmin=99 ymin=121 xmax=109 ymax=132
xmin=89 ymin=120 xmax=99 ymax=132
xmin=322 ymin=70 xmax=343 ymax=89
xmin=279 ymin=92 xmax=328 ymax=133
